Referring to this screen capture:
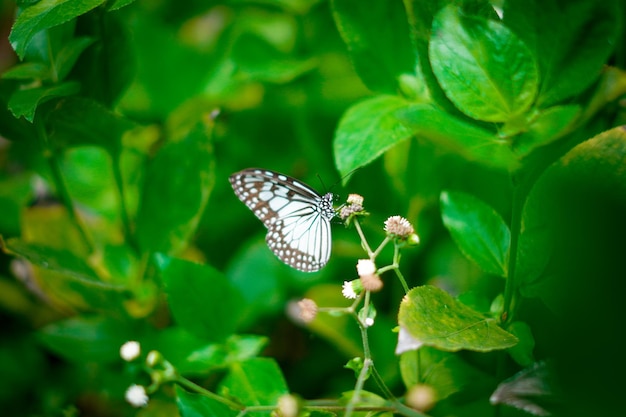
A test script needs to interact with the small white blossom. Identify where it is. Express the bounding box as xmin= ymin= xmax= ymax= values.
xmin=364 ymin=317 xmax=375 ymax=327
xmin=347 ymin=194 xmax=364 ymax=206
xmin=342 ymin=281 xmax=358 ymax=299
xmin=297 ymin=298 xmax=318 ymax=323
xmin=384 ymin=215 xmax=415 ymax=238
xmin=120 ymin=341 xmax=141 ymax=362
xmin=356 ymin=259 xmax=376 ymax=277
xmin=125 ymin=384 xmax=149 ymax=407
